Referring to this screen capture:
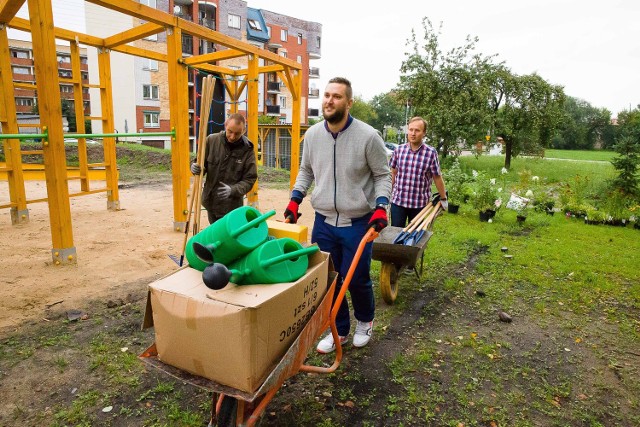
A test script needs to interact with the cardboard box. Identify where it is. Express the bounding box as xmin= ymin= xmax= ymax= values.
xmin=143 ymin=250 xmax=330 ymax=393
xmin=266 ymin=219 xmax=308 ymax=243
